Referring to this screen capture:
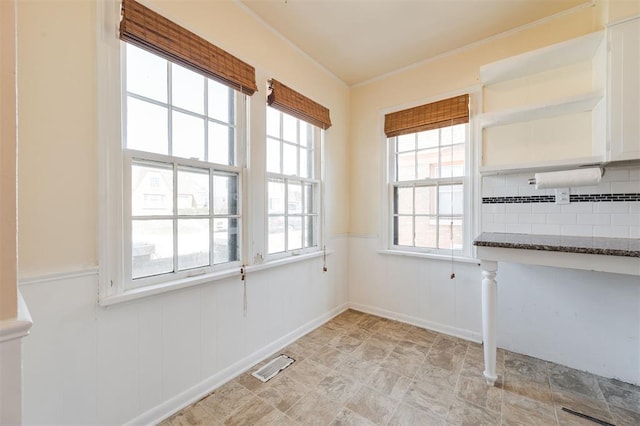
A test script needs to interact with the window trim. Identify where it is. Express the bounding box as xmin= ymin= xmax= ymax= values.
xmin=379 ymin=87 xmax=482 ymax=260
